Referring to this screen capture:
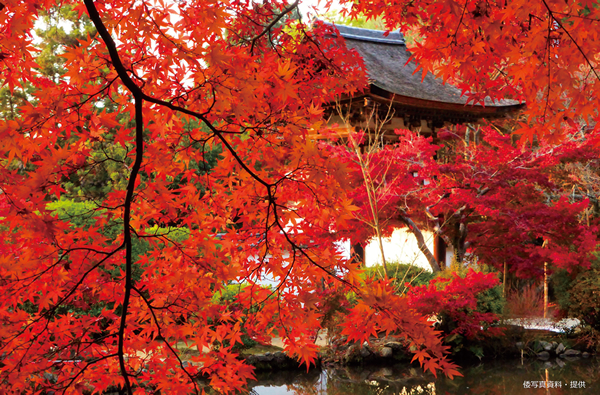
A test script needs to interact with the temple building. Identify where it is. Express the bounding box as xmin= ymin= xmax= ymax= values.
xmin=323 ymin=23 xmax=523 ymax=270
